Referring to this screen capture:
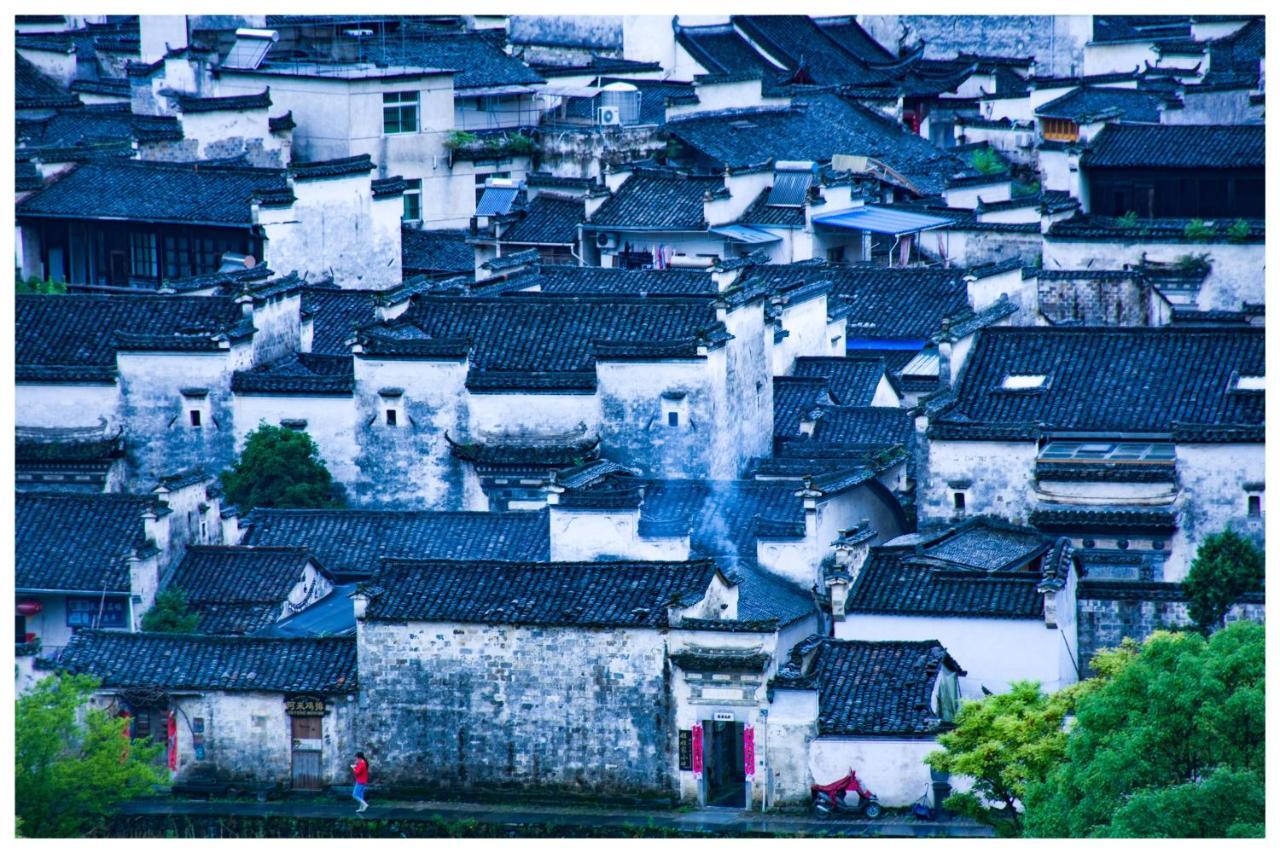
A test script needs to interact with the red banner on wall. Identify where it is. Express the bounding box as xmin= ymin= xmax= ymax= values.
xmin=166 ymin=711 xmax=178 ymax=772
xmin=691 ymin=724 xmax=703 ymax=778
xmin=743 ymin=726 xmax=755 ymax=778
